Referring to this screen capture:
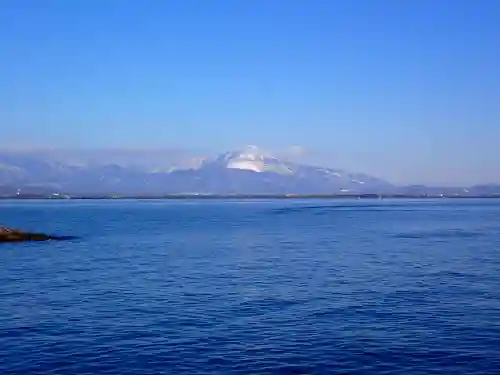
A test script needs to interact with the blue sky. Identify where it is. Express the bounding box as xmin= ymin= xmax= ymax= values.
xmin=1 ymin=0 xmax=499 ymax=184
